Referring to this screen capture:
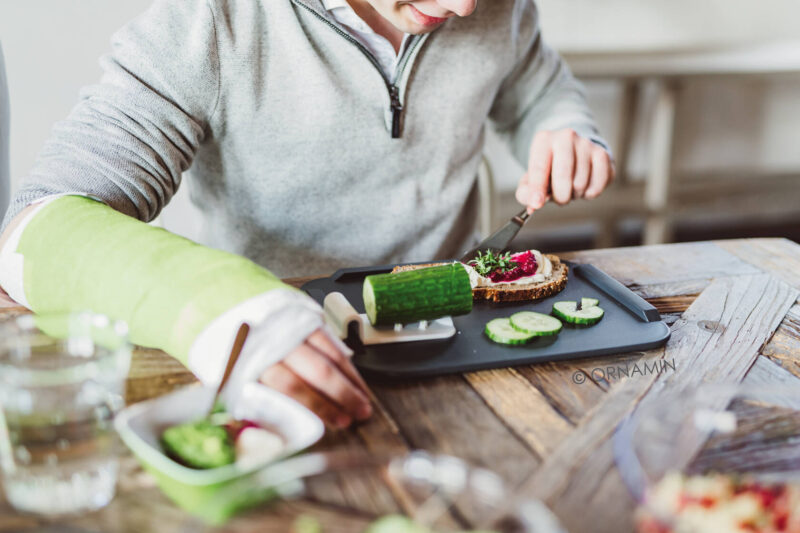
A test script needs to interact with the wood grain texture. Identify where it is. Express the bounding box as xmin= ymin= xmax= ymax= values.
xmin=561 ymin=241 xmax=761 ymax=290
xmin=125 ymin=347 xmax=197 ymax=404
xmin=464 ymin=368 xmax=574 ymax=458
xmin=516 ymin=273 xmax=798 ymax=533
xmin=716 ymin=238 xmax=800 ymax=293
xmin=371 ymin=375 xmax=539 ymax=488
xmin=515 ymin=361 xmax=607 ymax=424
xmin=760 ymin=304 xmax=800 ymax=380
xmin=744 ymin=353 xmax=800 ymax=388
